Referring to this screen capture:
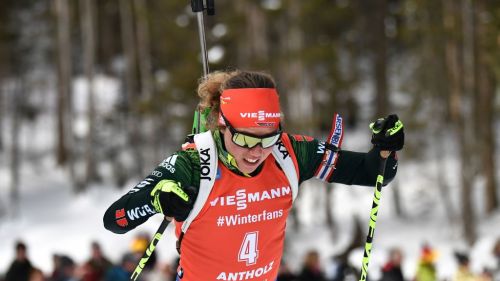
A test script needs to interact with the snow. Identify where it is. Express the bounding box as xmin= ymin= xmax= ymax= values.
xmin=1 ymin=74 xmax=499 ymax=280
